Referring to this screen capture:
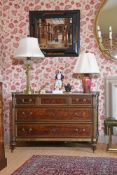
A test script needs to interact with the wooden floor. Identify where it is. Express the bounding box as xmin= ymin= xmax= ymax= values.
xmin=1 ymin=143 xmax=117 ymax=175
